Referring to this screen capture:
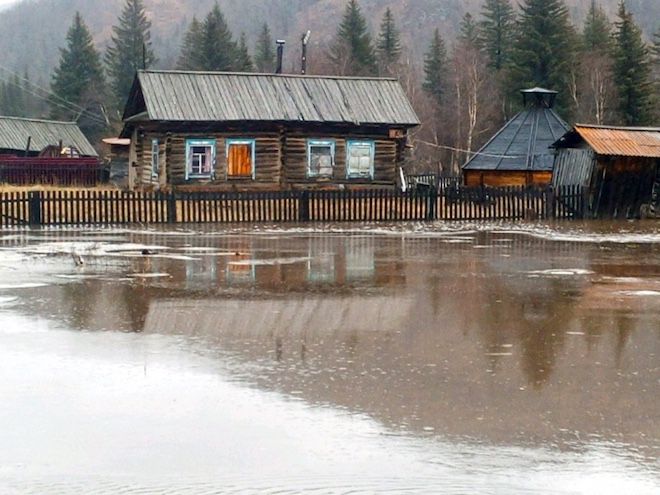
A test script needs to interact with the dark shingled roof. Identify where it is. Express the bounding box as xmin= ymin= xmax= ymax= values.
xmin=122 ymin=70 xmax=420 ymax=127
xmin=462 ymin=88 xmax=569 ymax=172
